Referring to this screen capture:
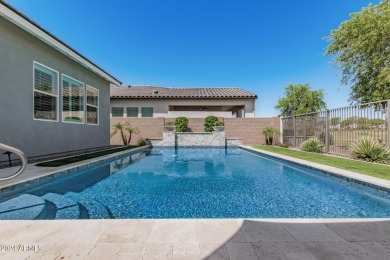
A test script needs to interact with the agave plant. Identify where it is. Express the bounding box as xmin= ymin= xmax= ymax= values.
xmin=300 ymin=137 xmax=323 ymax=153
xmin=349 ymin=137 xmax=390 ymax=163
xmin=111 ymin=122 xmax=140 ymax=146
